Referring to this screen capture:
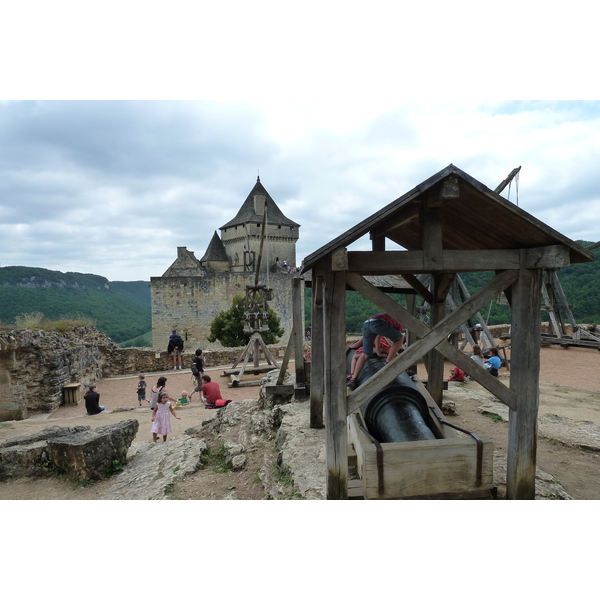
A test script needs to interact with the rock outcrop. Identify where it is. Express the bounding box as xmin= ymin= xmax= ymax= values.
xmin=0 ymin=326 xmax=116 ymax=420
xmin=0 ymin=420 xmax=139 ymax=481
